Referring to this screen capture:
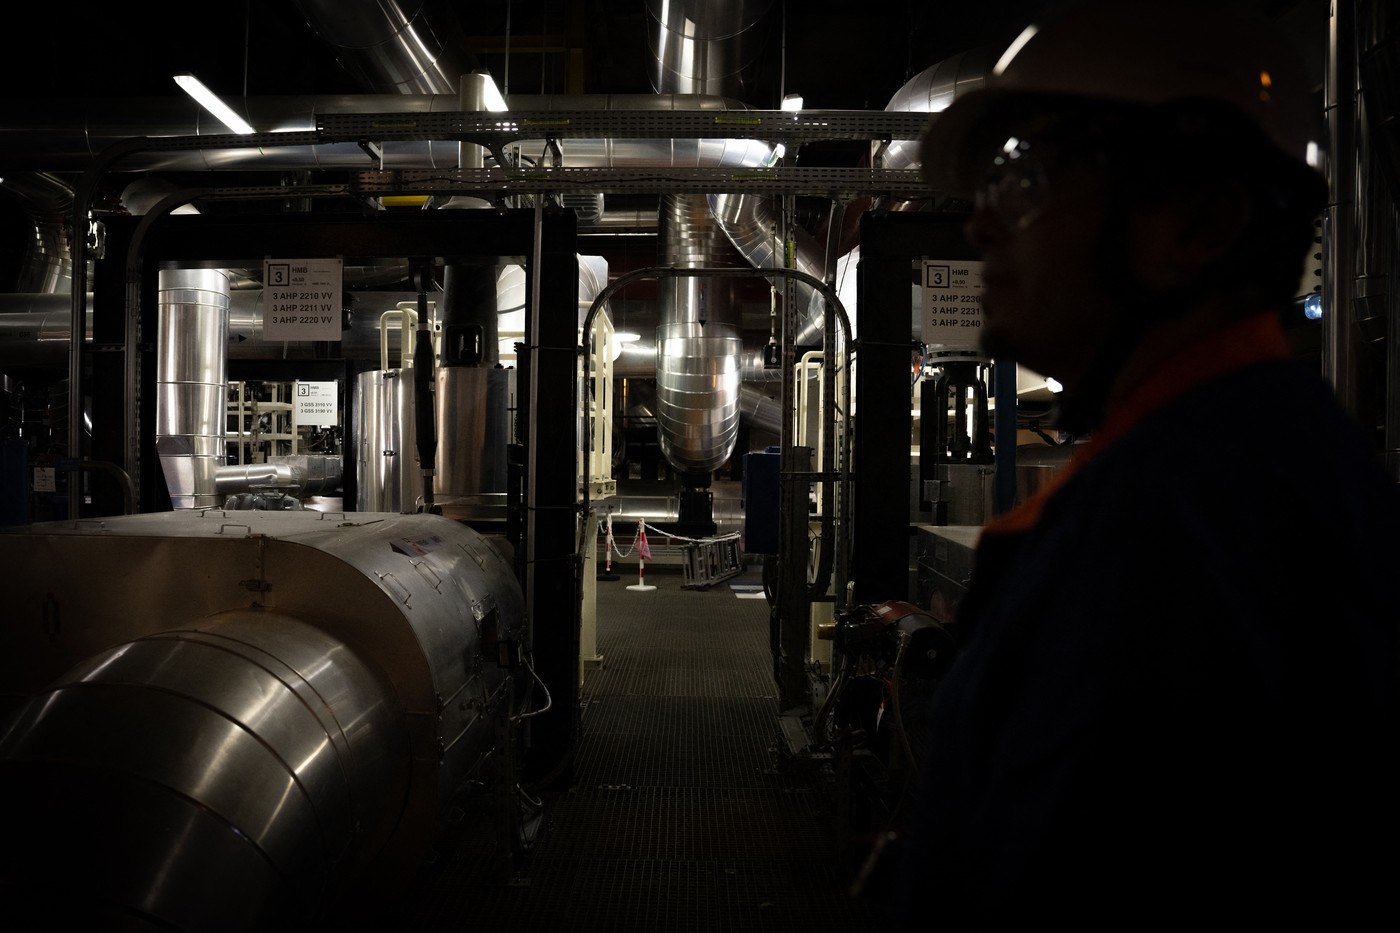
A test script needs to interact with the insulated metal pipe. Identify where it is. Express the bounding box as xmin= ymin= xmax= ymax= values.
xmin=0 ymin=509 xmax=522 ymax=929
xmin=0 ymin=611 xmax=403 ymax=931
xmin=156 ymin=267 xmax=231 ymax=508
